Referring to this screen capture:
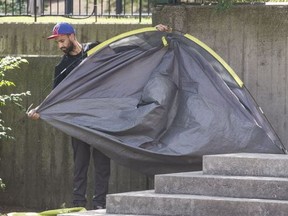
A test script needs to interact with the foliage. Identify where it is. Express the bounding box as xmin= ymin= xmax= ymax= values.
xmin=0 ymin=56 xmax=30 ymax=192
xmin=0 ymin=56 xmax=30 ymax=140
xmin=0 ymin=0 xmax=27 ymax=15
xmin=0 ymin=178 xmax=5 ymax=190
xmin=152 ymin=0 xmax=279 ymax=11
xmin=215 ymin=0 xmax=268 ymax=11
xmin=215 ymin=0 xmax=234 ymax=10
